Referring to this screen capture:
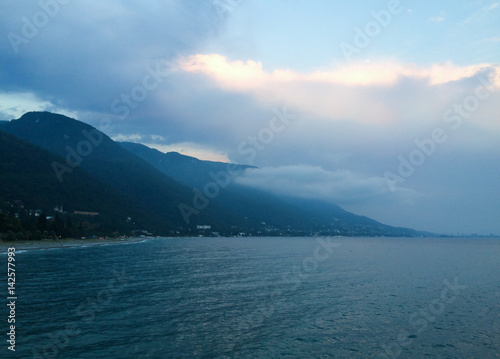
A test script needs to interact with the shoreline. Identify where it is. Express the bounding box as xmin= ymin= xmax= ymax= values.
xmin=0 ymin=237 xmax=149 ymax=253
